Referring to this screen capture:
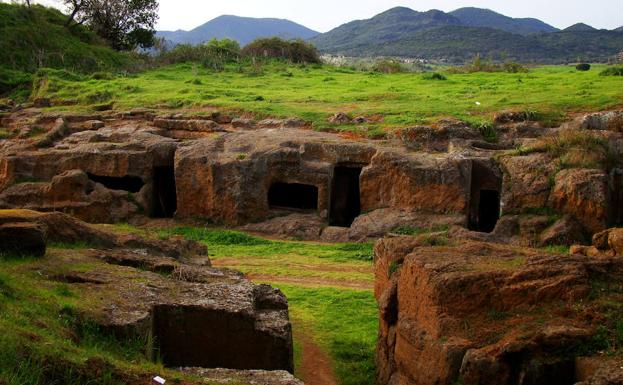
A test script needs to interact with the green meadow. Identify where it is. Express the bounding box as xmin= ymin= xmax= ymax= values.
xmin=35 ymin=62 xmax=623 ymax=135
